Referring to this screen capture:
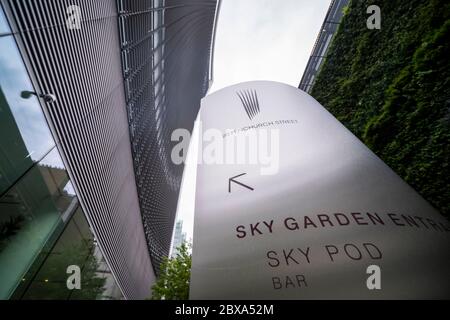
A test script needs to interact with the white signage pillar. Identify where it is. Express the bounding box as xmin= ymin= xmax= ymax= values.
xmin=190 ymin=81 xmax=450 ymax=299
